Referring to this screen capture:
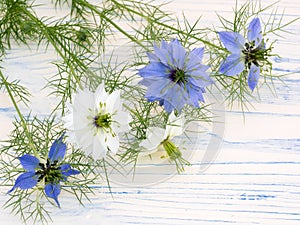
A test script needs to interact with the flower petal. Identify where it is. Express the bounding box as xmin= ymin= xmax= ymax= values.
xmin=186 ymin=47 xmax=205 ymax=72
xmin=48 ymin=134 xmax=66 ymax=163
xmin=19 ymin=154 xmax=40 ymax=171
xmin=170 ymin=39 xmax=186 ymax=69
xmin=105 ymin=134 xmax=120 ymax=154
xmin=94 ymin=83 xmax=108 ymax=106
xmin=113 ymin=110 xmax=132 ymax=132
xmin=143 ymin=78 xmax=172 ymax=99
xmin=138 ymin=62 xmax=168 ymax=78
xmin=61 ymin=164 xmax=80 ymax=179
xmin=219 ymin=54 xmax=245 ymax=76
xmin=44 ymin=183 xmax=61 ymax=207
xmin=163 ymin=84 xmax=190 ymax=113
xmin=140 ymin=127 xmax=165 ymax=151
xmin=218 ymin=31 xmax=245 ymax=53
xmin=153 ymin=41 xmax=172 ymax=66
xmin=105 ymin=90 xmax=121 ymax=113
xmin=147 ymin=52 xmax=159 ymax=62
xmin=138 ymin=39 xmax=212 ymax=113
xmin=191 ymin=47 xmax=204 ymax=60
xmin=74 ymin=88 xmax=95 ymax=112
xmin=165 ymin=111 xmax=185 ymax=139
xmin=91 ymin=133 xmax=107 ymax=159
xmin=76 ymin=127 xmax=94 ymax=153
xmin=8 ymin=172 xmax=38 ymax=193
xmin=162 ymin=100 xmax=176 ymax=113
xmin=247 ymin=18 xmax=262 ymax=46
xmin=186 ymin=86 xmax=204 ymax=107
xmin=248 ymin=64 xmax=260 ymax=91
xmin=188 ymin=69 xmax=213 ymax=88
